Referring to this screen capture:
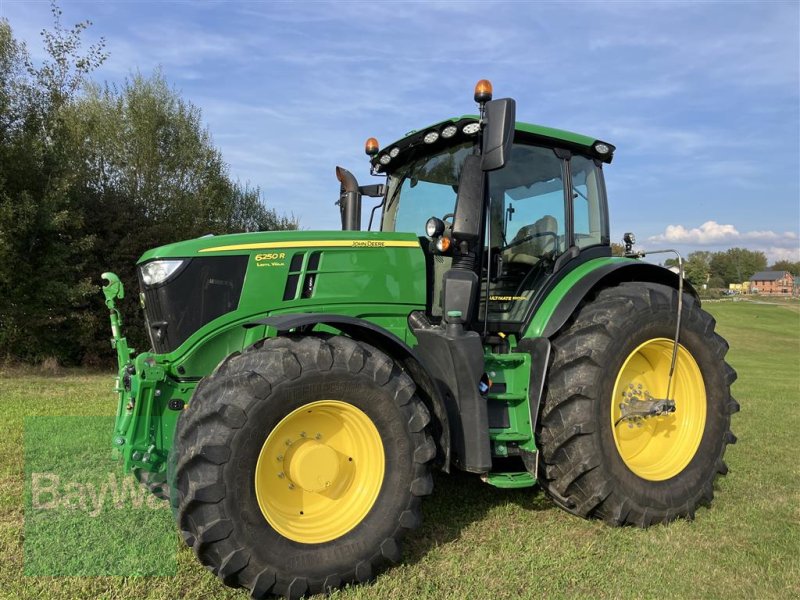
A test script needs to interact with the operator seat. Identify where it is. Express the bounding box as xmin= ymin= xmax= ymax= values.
xmin=502 ymin=215 xmax=558 ymax=266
